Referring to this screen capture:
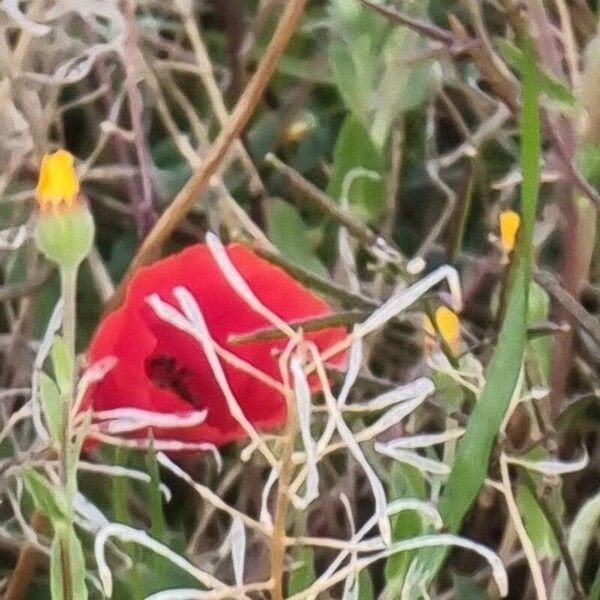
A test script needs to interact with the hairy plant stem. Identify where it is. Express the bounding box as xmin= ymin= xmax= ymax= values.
xmin=270 ymin=399 xmax=298 ymax=600
xmin=59 ymin=266 xmax=78 ymax=600
xmin=60 ymin=266 xmax=77 ymax=490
